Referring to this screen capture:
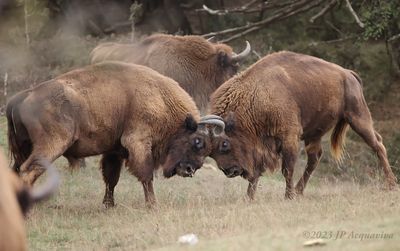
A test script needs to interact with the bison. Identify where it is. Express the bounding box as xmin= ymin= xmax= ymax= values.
xmin=208 ymin=51 xmax=398 ymax=200
xmin=90 ymin=34 xmax=251 ymax=113
xmin=7 ymin=62 xmax=223 ymax=207
xmin=0 ymin=149 xmax=59 ymax=251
